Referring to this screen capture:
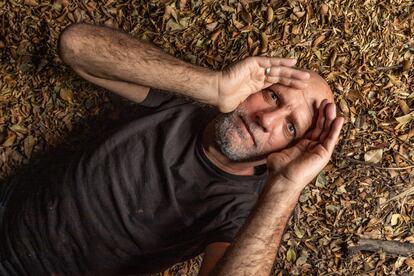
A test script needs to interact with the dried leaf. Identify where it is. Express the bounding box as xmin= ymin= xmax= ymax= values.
xmin=24 ymin=0 xmax=38 ymax=6
xmin=267 ymin=6 xmax=273 ymax=23
xmin=398 ymin=100 xmax=410 ymax=115
xmin=394 ymin=257 xmax=406 ymax=269
xmin=315 ymin=171 xmax=327 ymax=188
xmin=10 ymin=124 xmax=27 ymax=134
xmin=232 ymin=19 xmax=244 ymax=30
xmin=299 ymin=189 xmax=310 ymax=202
xmin=296 ymin=256 xmax=308 ymax=266
xmin=405 ymin=258 xmax=414 ymax=268
xmin=320 ymin=4 xmax=329 ymax=16
xmin=261 ymin=33 xmax=268 ymax=53
xmin=166 ymin=18 xmax=183 ymax=31
xmin=402 ymin=59 xmax=411 ymax=71
xmin=23 ymin=135 xmax=36 ymax=158
xmin=339 ymin=98 xmax=350 ymax=115
xmin=211 ymin=29 xmax=221 ymax=41
xmin=2 ymin=133 xmax=16 ymax=147
xmin=364 ymin=149 xmax=383 ymax=163
xmin=398 ymin=127 xmax=414 ymax=140
xmin=240 ymin=9 xmax=252 ymax=24
xmin=164 ymin=6 xmax=174 ymax=20
xmin=59 ymin=88 xmax=73 ymax=103
xmin=291 ymin=25 xmax=301 ymax=35
xmin=313 ymin=34 xmax=326 ymax=47
xmin=396 ymin=111 xmax=414 ymax=124
xmin=206 ymin=22 xmax=218 ymax=32
xmin=336 ymin=185 xmax=347 ymax=195
xmin=390 ymin=214 xmax=400 ymax=226
xmin=286 ymin=248 xmax=296 ymax=262
xmin=2 ymin=1 xmax=414 ymax=275
xmin=294 ymin=224 xmax=305 ymax=238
